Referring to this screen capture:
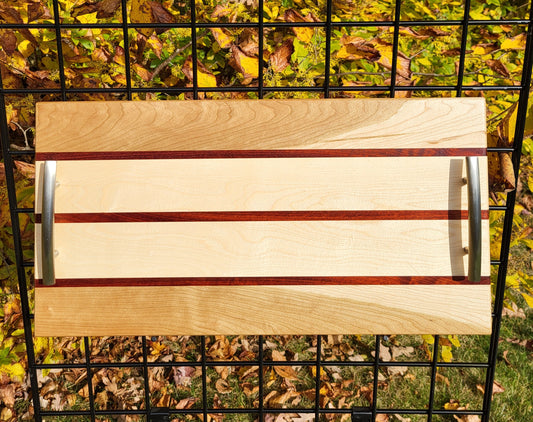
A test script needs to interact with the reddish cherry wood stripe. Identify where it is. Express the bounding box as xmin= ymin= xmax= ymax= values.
xmin=35 ymin=276 xmax=491 ymax=287
xmin=35 ymin=210 xmax=490 ymax=223
xmin=35 ymin=148 xmax=487 ymax=161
